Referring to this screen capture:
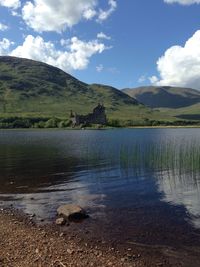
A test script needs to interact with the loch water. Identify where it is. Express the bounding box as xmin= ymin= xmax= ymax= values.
xmin=1 ymin=128 xmax=200 ymax=248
